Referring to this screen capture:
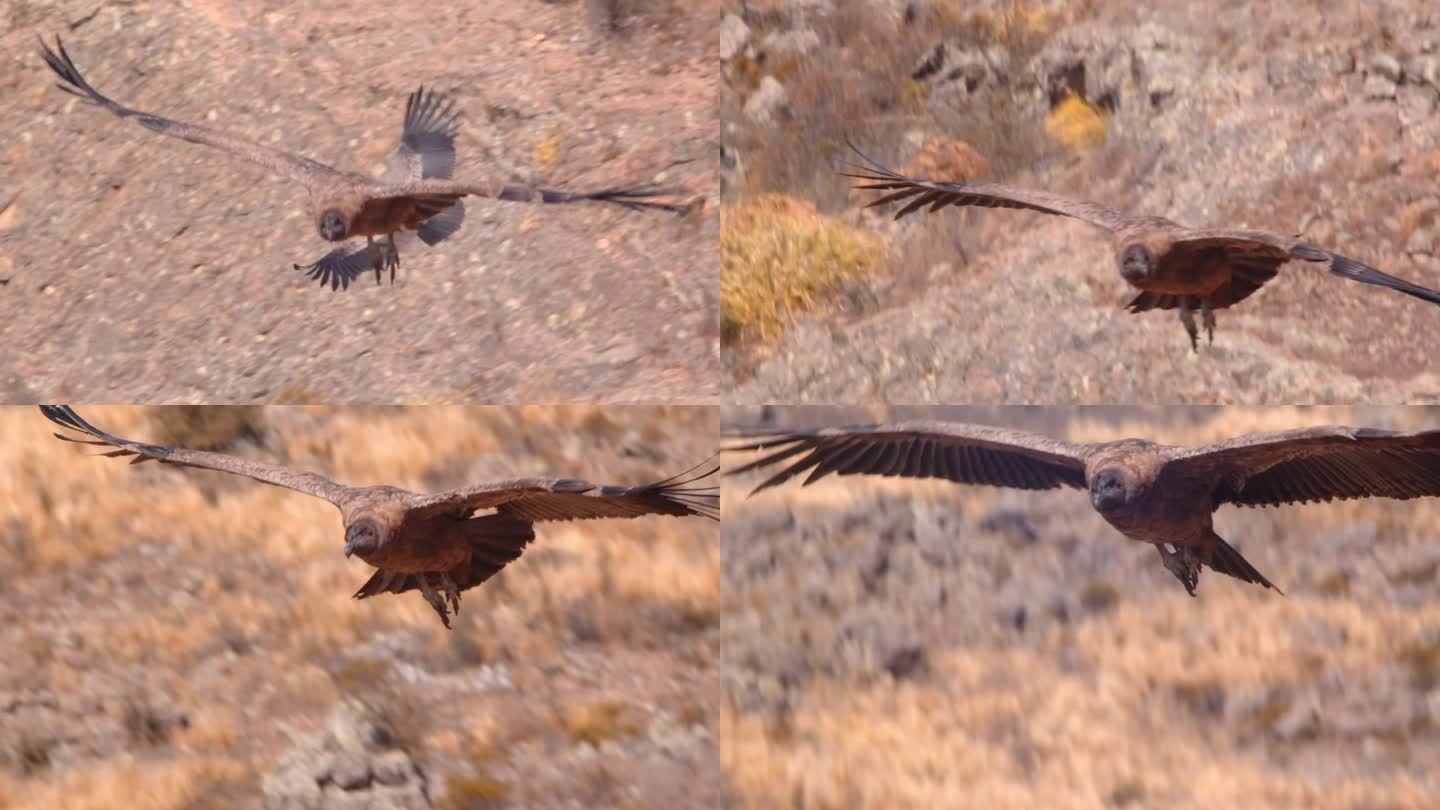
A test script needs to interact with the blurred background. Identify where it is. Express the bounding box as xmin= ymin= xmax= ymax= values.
xmin=0 ymin=0 xmax=719 ymax=403
xmin=721 ymin=405 xmax=1440 ymax=809
xmin=0 ymin=404 xmax=718 ymax=809
xmin=720 ymin=0 xmax=1440 ymax=403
